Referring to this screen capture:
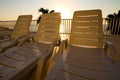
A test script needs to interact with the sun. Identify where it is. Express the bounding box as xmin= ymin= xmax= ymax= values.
xmin=55 ymin=7 xmax=70 ymax=19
